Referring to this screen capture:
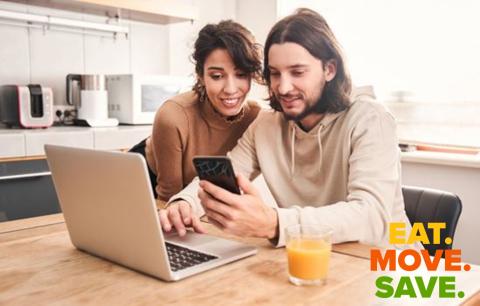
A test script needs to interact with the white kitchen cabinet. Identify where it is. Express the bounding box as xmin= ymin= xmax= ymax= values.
xmin=0 ymin=126 xmax=153 ymax=159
